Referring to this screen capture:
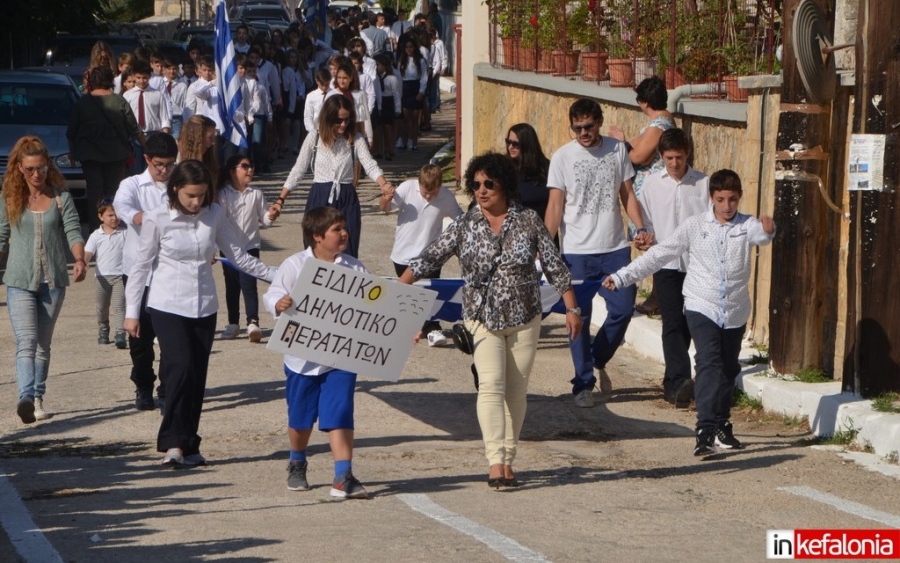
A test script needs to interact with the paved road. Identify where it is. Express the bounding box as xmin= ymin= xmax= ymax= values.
xmin=2 ymin=98 xmax=900 ymax=562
